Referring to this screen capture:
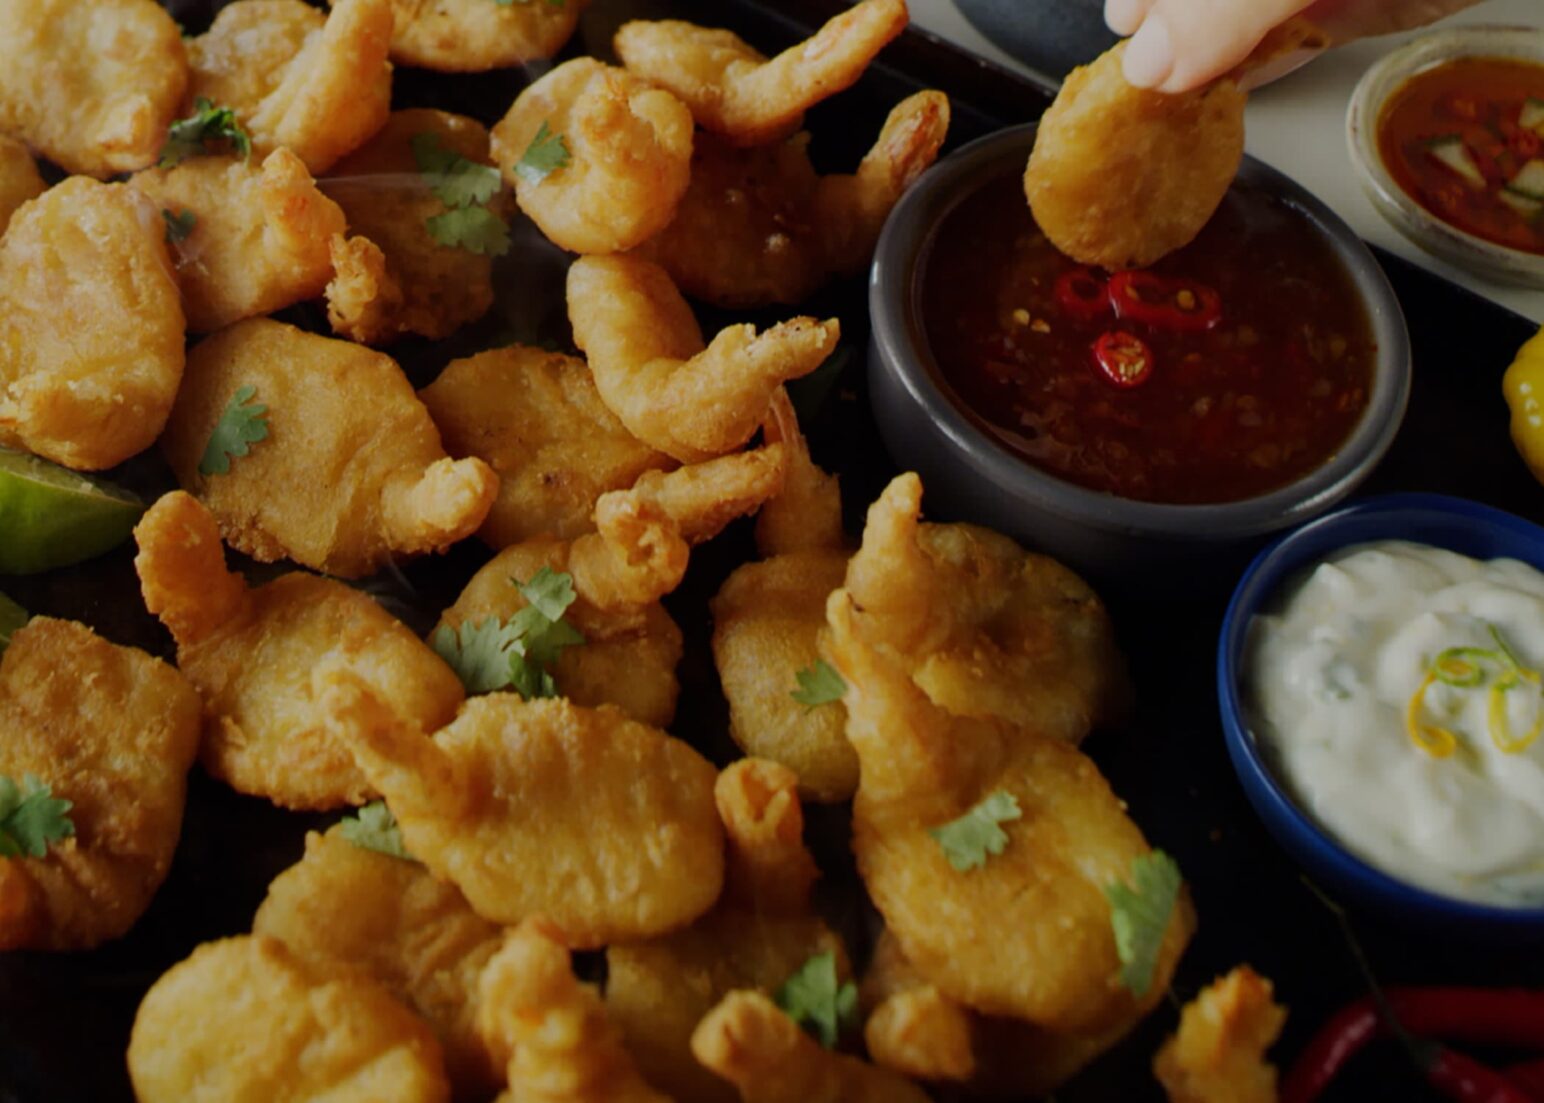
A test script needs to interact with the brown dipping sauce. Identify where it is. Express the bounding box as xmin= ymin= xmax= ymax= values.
xmin=920 ymin=175 xmax=1376 ymax=505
